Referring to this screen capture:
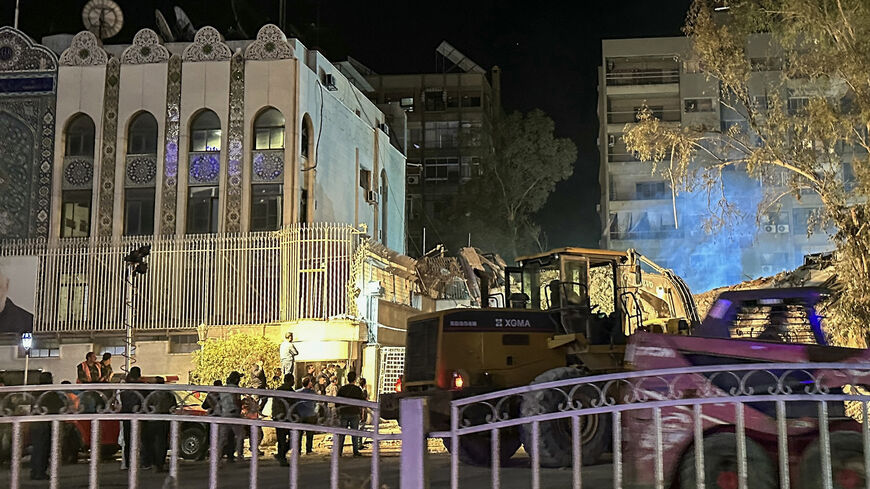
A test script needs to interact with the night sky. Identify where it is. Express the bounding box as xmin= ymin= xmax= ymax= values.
xmin=4 ymin=0 xmax=692 ymax=249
